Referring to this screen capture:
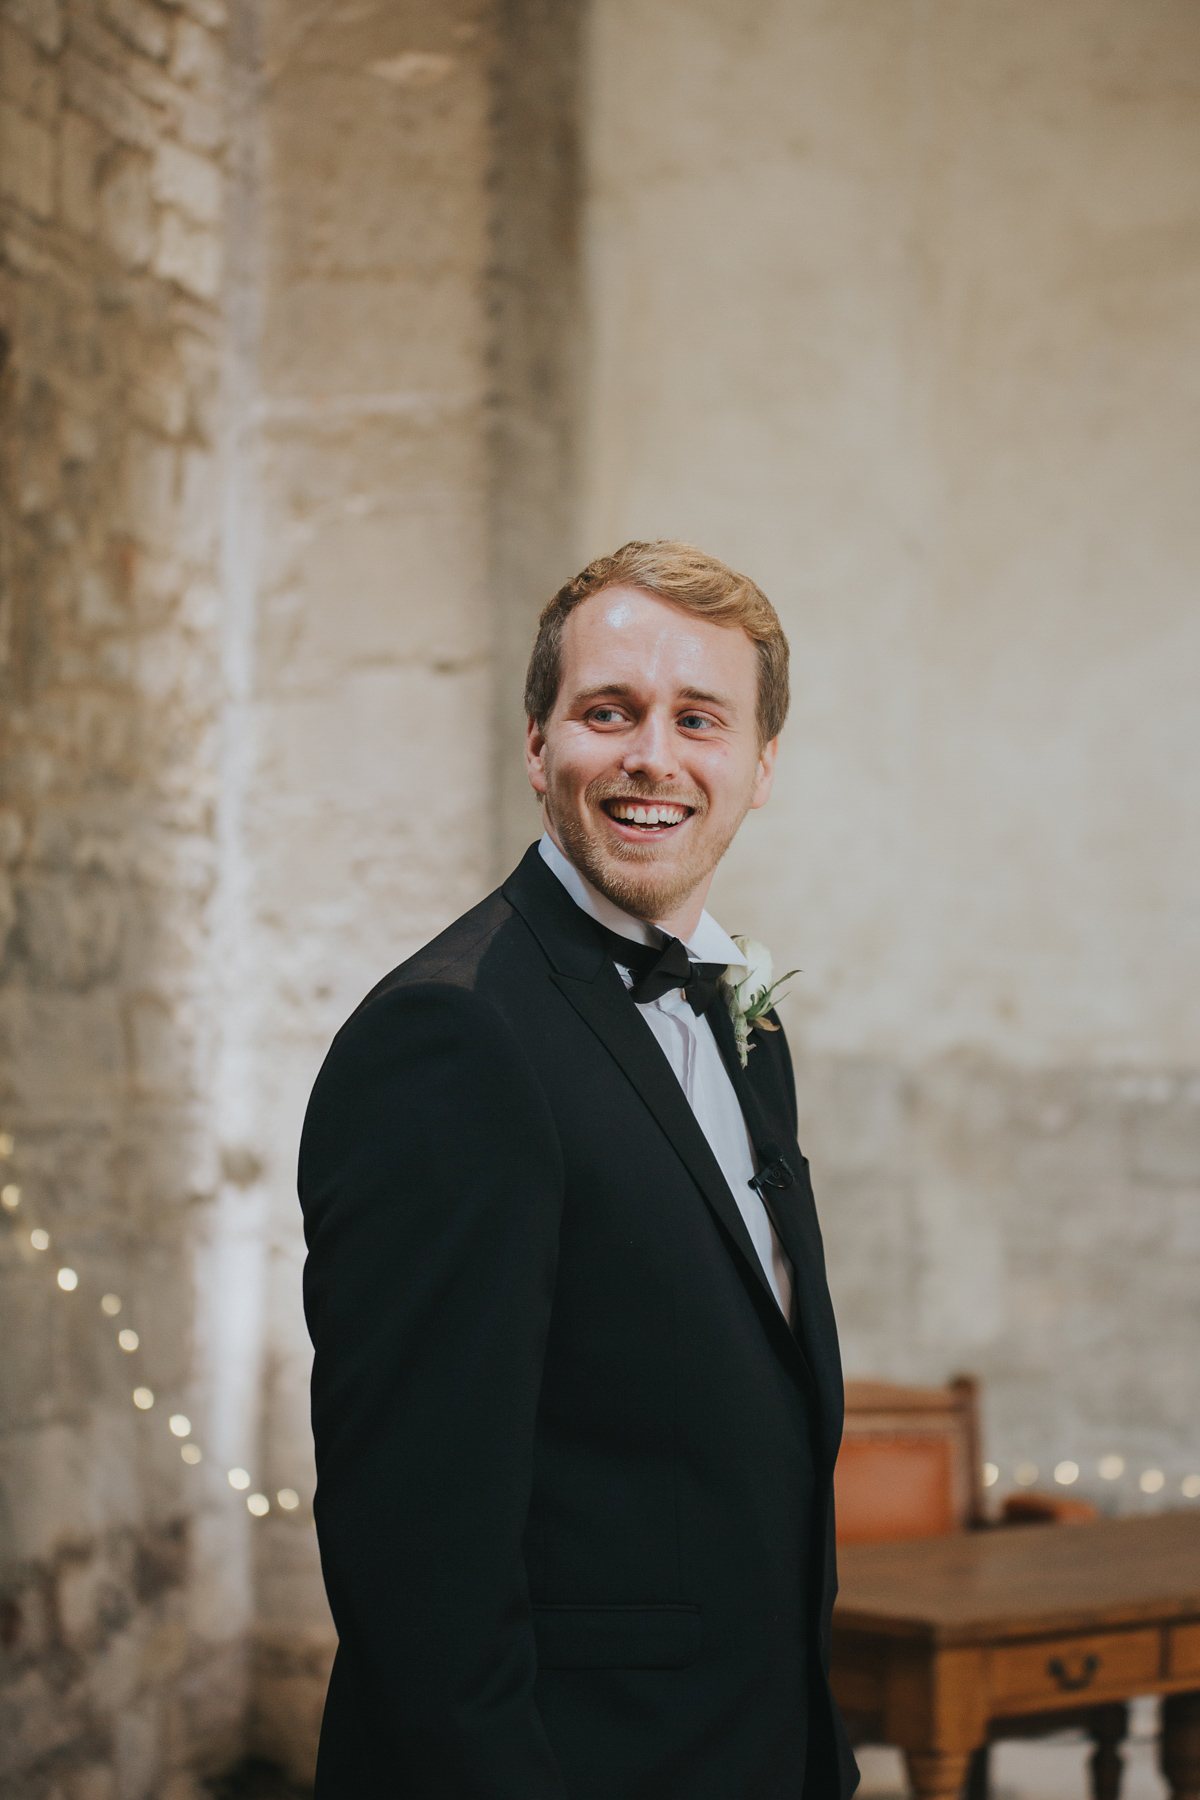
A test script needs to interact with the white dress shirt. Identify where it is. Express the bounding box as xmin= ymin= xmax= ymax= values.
xmin=539 ymin=835 xmax=794 ymax=1319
